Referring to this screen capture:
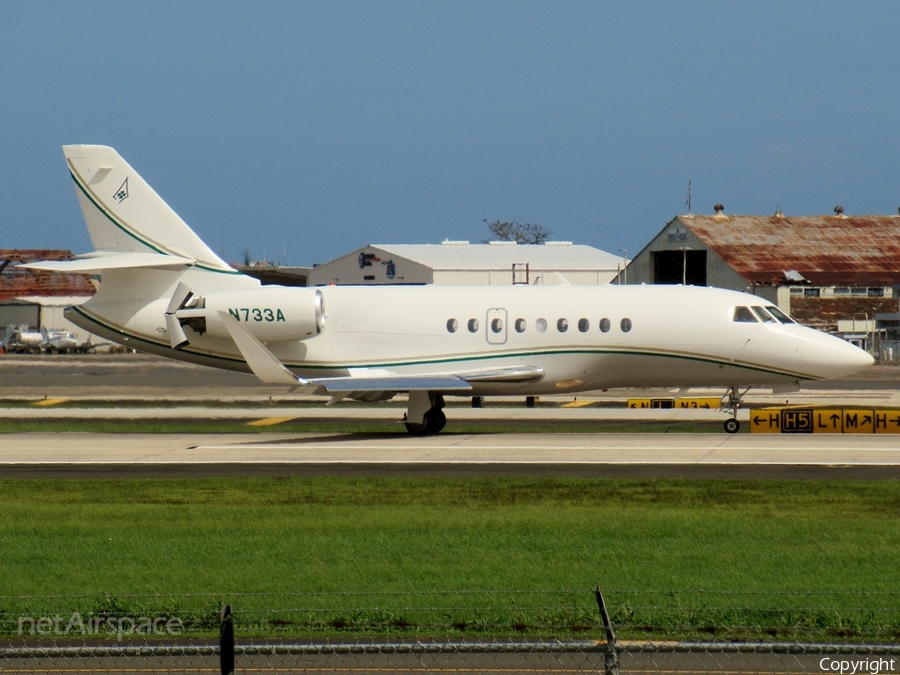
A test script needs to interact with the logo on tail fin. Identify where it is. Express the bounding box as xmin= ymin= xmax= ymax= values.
xmin=113 ymin=177 xmax=129 ymax=203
